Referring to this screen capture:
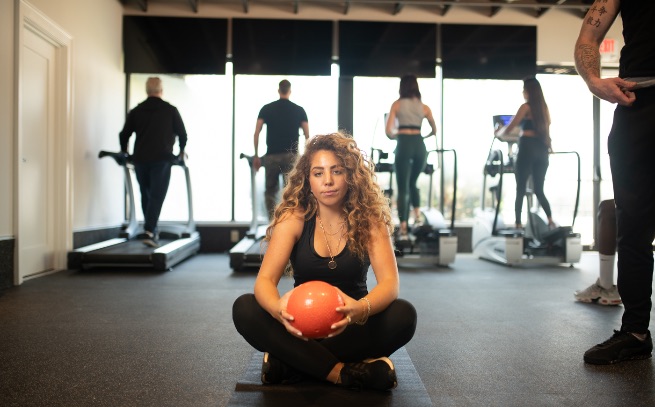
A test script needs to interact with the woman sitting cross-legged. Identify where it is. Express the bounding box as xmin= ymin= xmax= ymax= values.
xmin=232 ymin=132 xmax=417 ymax=391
